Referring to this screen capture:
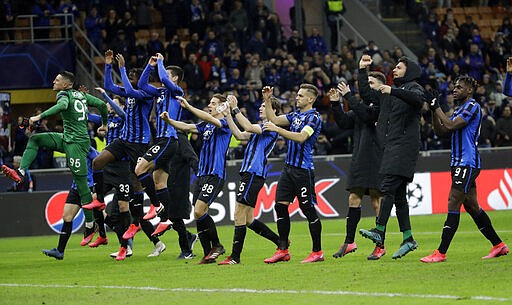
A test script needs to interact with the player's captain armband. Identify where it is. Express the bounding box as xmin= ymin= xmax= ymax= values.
xmin=303 ymin=125 xmax=314 ymax=136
